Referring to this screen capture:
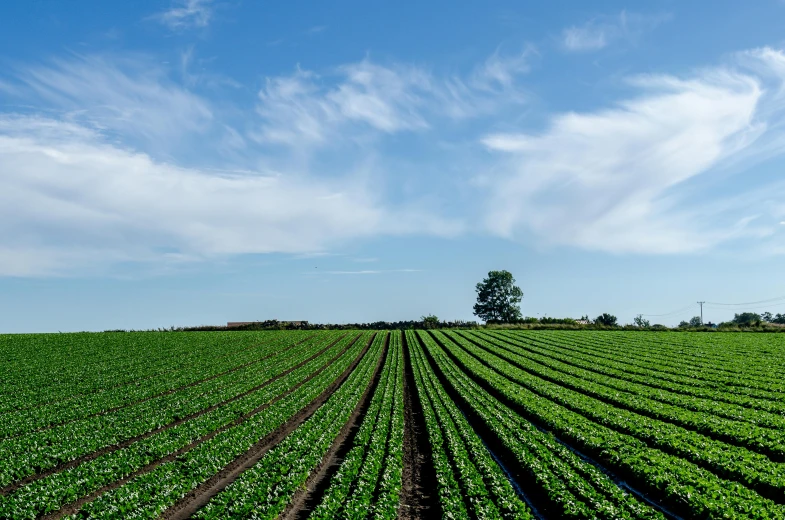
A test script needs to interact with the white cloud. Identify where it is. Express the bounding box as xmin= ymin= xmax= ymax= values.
xmin=563 ymin=26 xmax=608 ymax=52
xmin=481 ymin=53 xmax=785 ymax=254
xmin=562 ymin=11 xmax=670 ymax=53
xmin=0 ymin=116 xmax=460 ymax=276
xmin=320 ymin=269 xmax=421 ymax=275
xmin=252 ymin=62 xmax=432 ymax=146
xmin=253 ymin=52 xmax=534 ymax=147
xmin=6 ymin=54 xmax=213 ymax=152
xmin=471 ymin=46 xmax=535 ymax=90
xmin=154 ymin=0 xmax=214 ymax=31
